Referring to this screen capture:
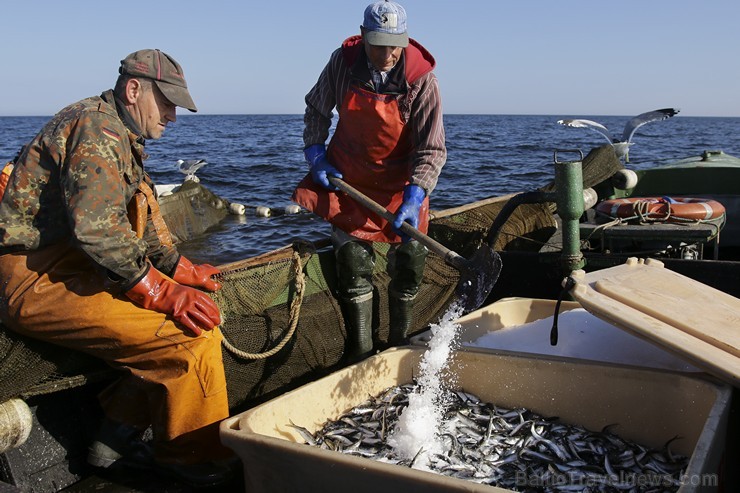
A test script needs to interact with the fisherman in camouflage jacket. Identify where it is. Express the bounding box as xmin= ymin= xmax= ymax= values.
xmin=0 ymin=49 xmax=233 ymax=487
